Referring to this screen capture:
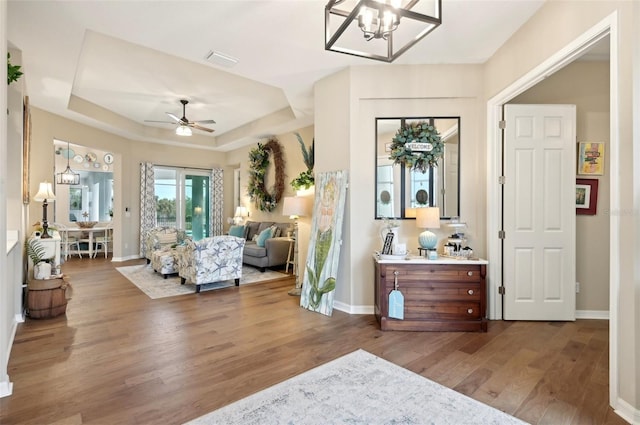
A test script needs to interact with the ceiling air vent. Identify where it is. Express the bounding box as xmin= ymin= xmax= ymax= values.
xmin=205 ymin=50 xmax=238 ymax=68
